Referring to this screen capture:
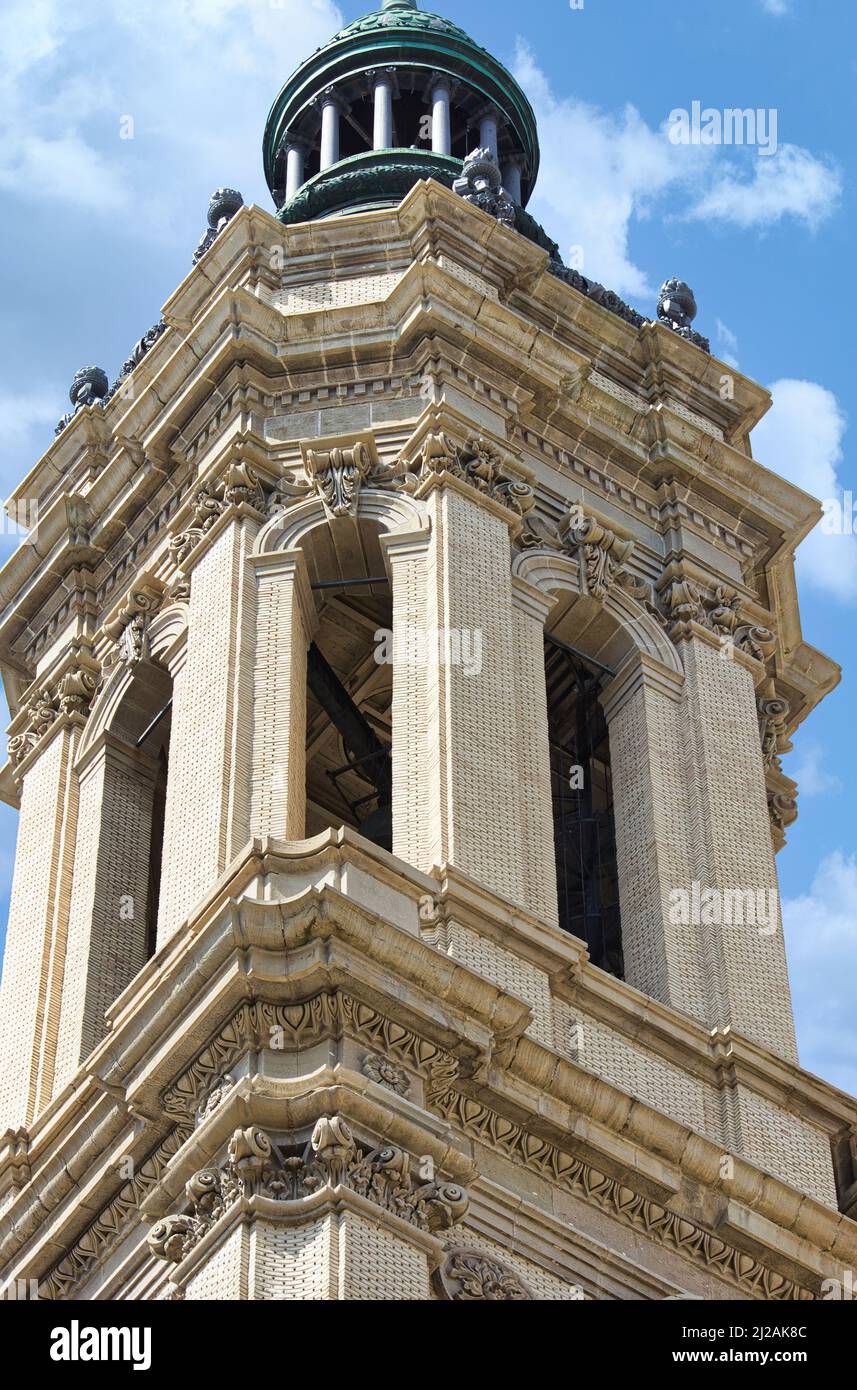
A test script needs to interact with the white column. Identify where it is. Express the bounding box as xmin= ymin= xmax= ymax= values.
xmin=285 ymin=142 xmax=305 ymax=202
xmin=373 ymin=72 xmax=394 ymax=150
xmin=320 ymin=93 xmax=341 ymax=170
xmin=502 ymin=159 xmax=523 ymax=204
xmin=431 ymin=80 xmax=451 ymax=155
xmin=479 ymin=110 xmax=498 ymax=158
